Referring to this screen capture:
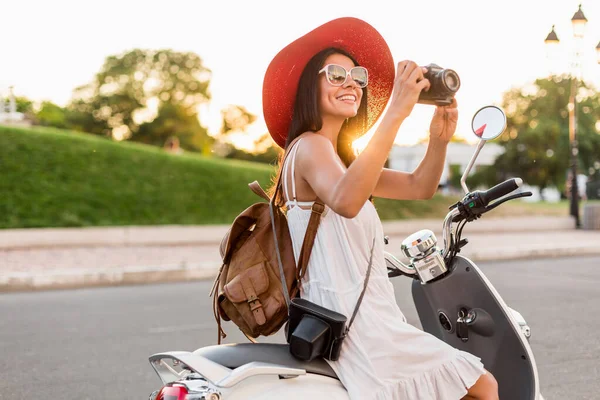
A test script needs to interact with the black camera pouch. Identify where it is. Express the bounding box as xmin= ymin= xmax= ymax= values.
xmin=286 ymin=298 xmax=347 ymax=361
